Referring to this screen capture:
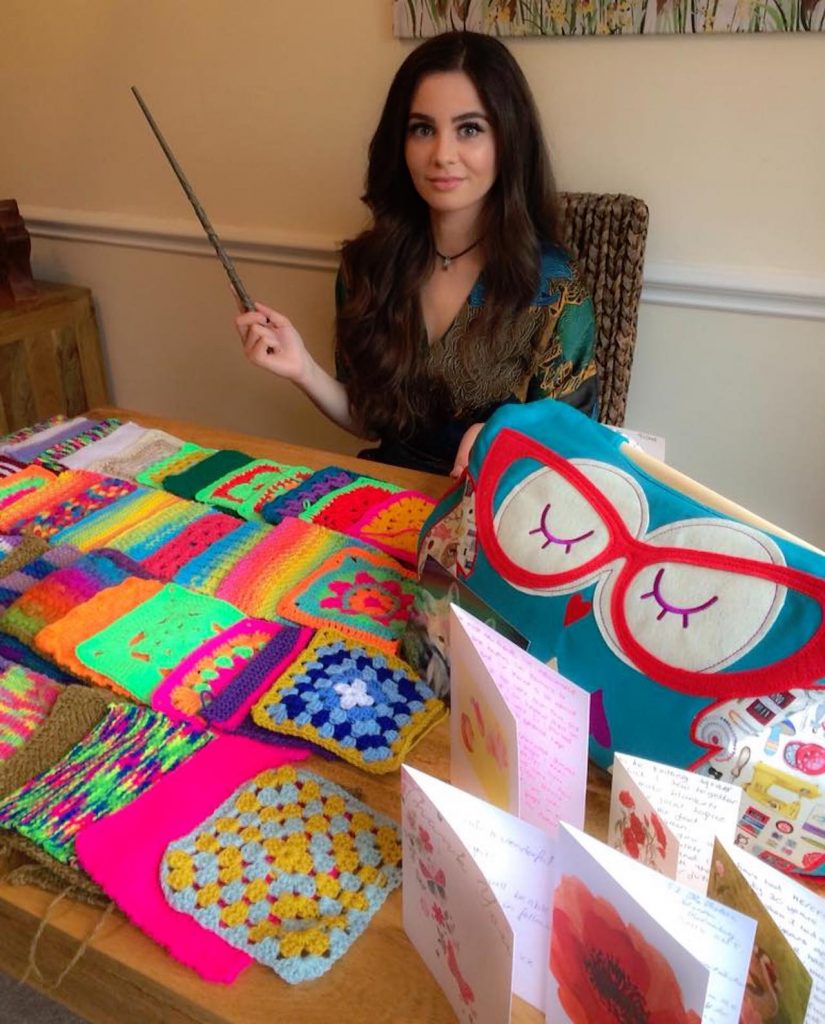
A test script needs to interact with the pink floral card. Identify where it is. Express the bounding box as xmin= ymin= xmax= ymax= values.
xmin=401 ymin=766 xmax=556 ymax=1015
xmin=548 ymin=825 xmax=757 ymax=1024
xmin=609 ymin=752 xmax=742 ymax=891
xmin=449 ymin=605 xmax=589 ymax=834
